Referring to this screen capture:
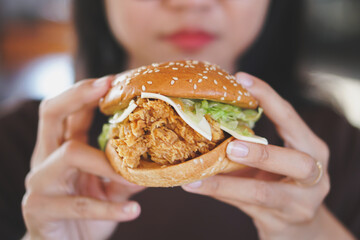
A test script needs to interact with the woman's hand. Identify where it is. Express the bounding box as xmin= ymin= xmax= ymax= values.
xmin=183 ymin=73 xmax=355 ymax=240
xmin=22 ymin=76 xmax=145 ymax=240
